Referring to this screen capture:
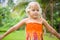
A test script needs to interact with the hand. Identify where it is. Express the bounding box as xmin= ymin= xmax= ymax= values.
xmin=57 ymin=34 xmax=60 ymax=40
xmin=0 ymin=35 xmax=4 ymax=40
